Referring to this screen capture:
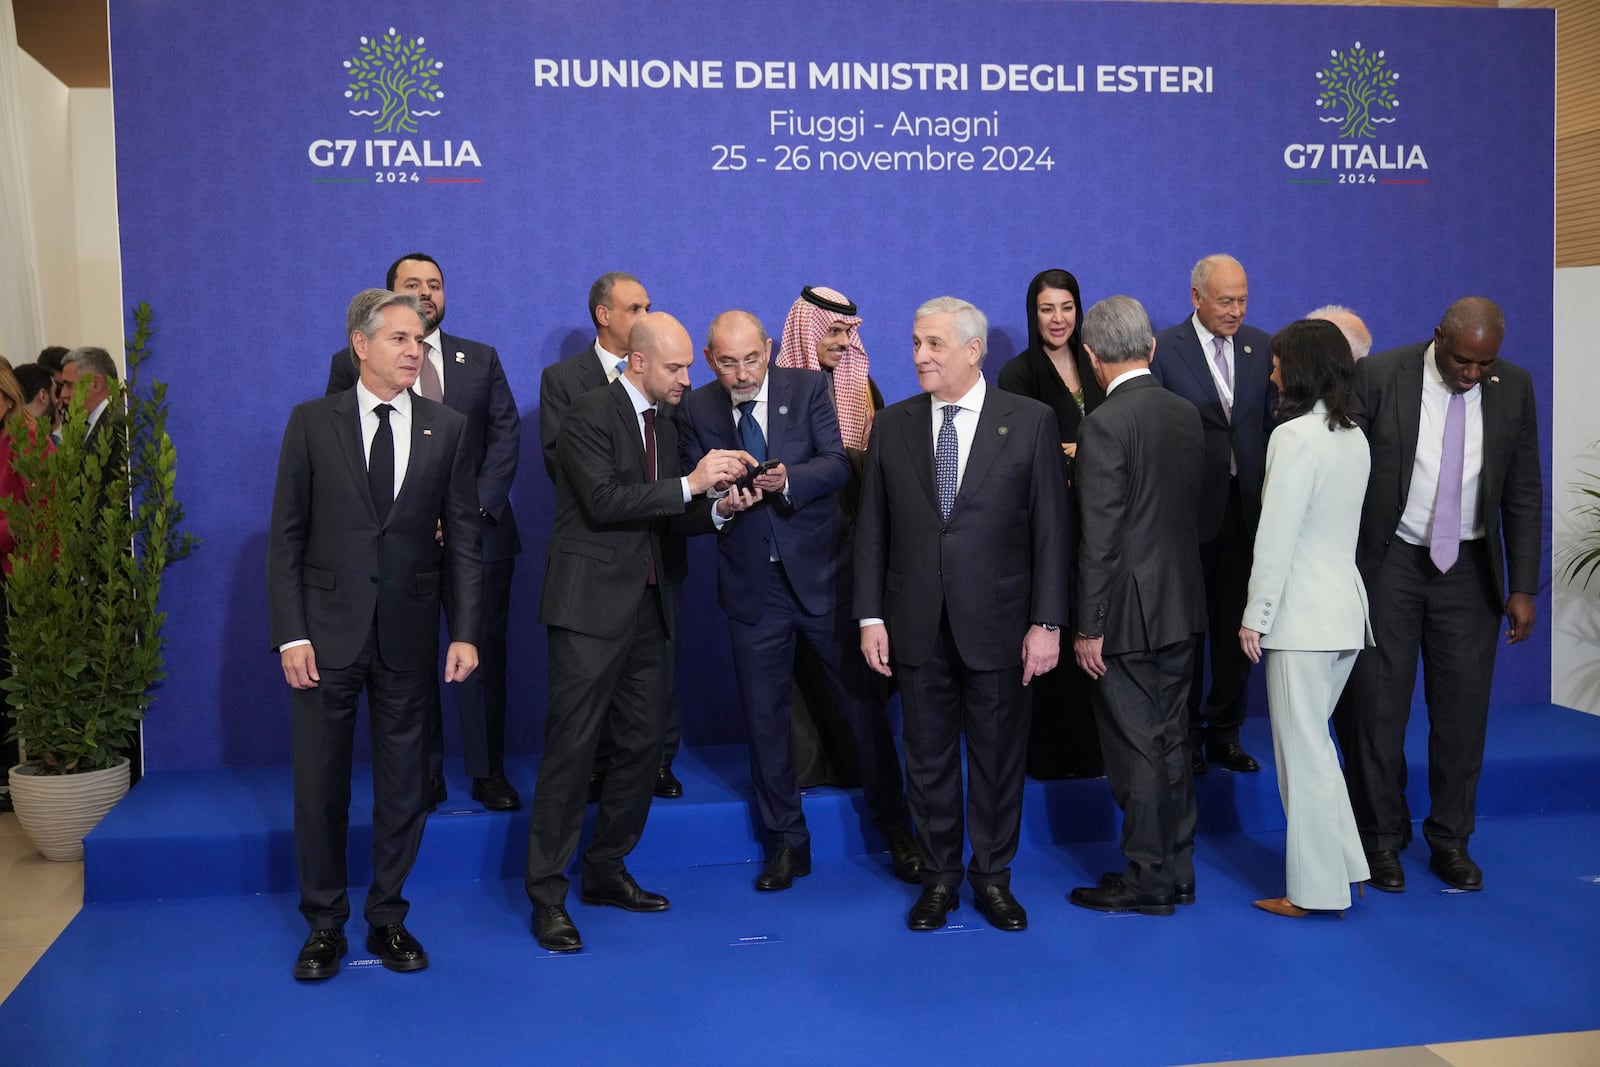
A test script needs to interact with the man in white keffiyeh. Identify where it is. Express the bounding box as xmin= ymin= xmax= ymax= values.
xmin=777 ymin=286 xmax=876 ymax=453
